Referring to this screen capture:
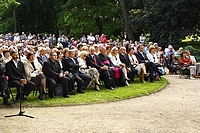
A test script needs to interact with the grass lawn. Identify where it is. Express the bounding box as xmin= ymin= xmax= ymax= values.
xmin=0 ymin=77 xmax=168 ymax=108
